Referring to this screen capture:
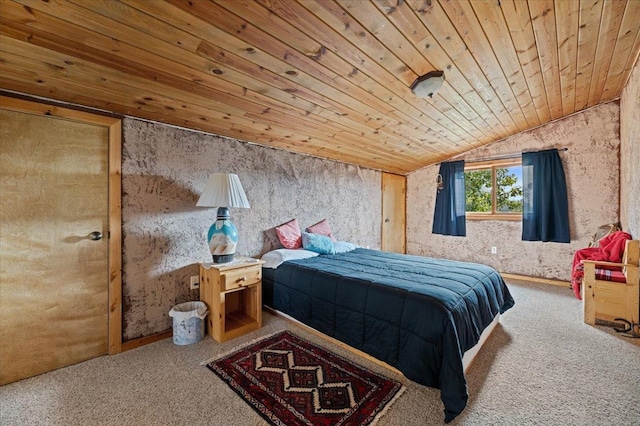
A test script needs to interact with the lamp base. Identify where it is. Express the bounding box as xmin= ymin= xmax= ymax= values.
xmin=207 ymin=209 xmax=239 ymax=264
xmin=212 ymin=253 xmax=234 ymax=264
